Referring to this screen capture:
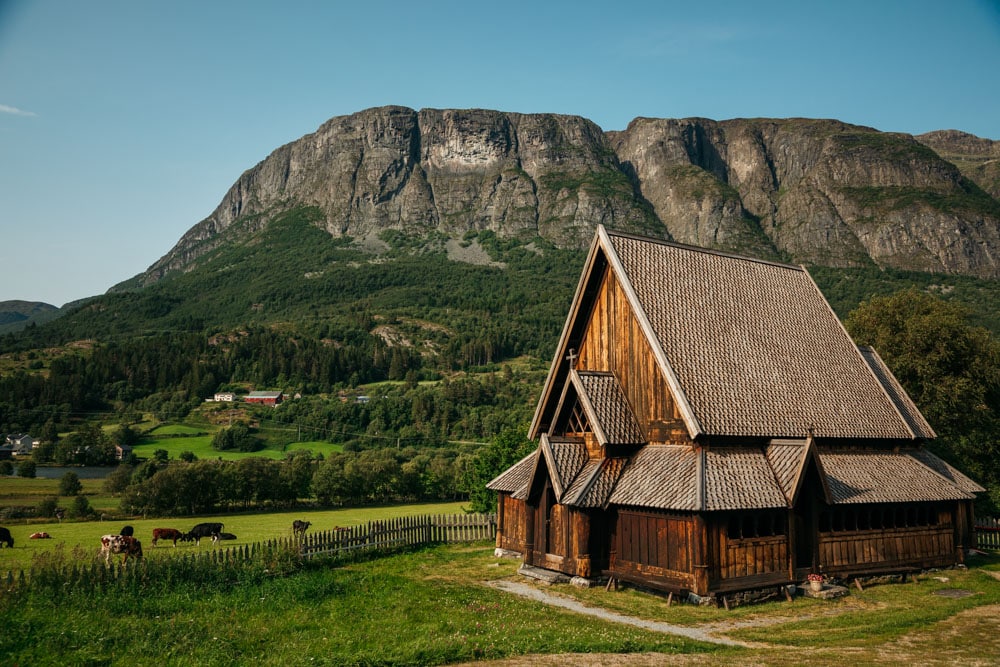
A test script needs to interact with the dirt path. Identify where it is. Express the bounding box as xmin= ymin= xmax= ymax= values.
xmin=485 ymin=580 xmax=754 ymax=647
